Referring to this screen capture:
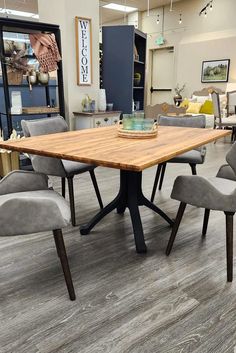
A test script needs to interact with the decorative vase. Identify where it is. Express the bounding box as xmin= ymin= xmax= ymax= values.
xmin=173 ymin=94 xmax=182 ymax=106
xmin=37 ymin=72 xmax=49 ymax=85
xmin=98 ymin=89 xmax=106 ymax=112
